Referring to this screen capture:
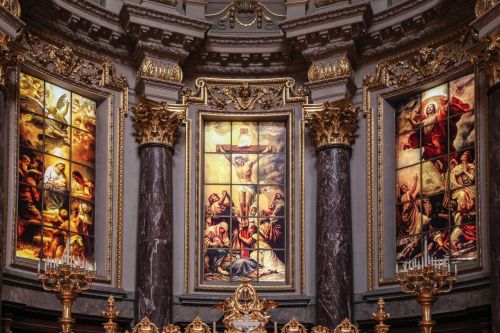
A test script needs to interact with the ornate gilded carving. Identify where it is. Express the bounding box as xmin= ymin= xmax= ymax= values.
xmin=139 ymin=58 xmax=183 ymax=83
xmin=372 ymin=298 xmax=390 ymax=333
xmin=333 ymin=319 xmax=359 ymax=333
xmin=102 ymin=296 xmax=120 ymax=333
xmin=214 ymin=279 xmax=278 ymax=333
xmin=132 ymin=317 xmax=160 ymax=333
xmin=282 ymin=319 xmax=307 ymax=333
xmin=0 ymin=31 xmax=24 ymax=87
xmin=206 ymin=0 xmax=286 ymax=29
xmin=303 ymin=97 xmax=360 ymax=148
xmin=132 ymin=99 xmax=186 ymax=147
xmin=463 ymin=28 xmax=500 ymax=86
xmin=185 ymin=316 xmax=211 ymax=333
xmin=181 ymin=77 xmax=309 ymax=111
xmin=475 ymin=0 xmax=498 ymax=17
xmin=0 ymin=0 xmax=20 ymax=18
xmin=162 ymin=324 xmax=182 ymax=333
xmin=307 ymin=57 xmax=352 ymax=82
